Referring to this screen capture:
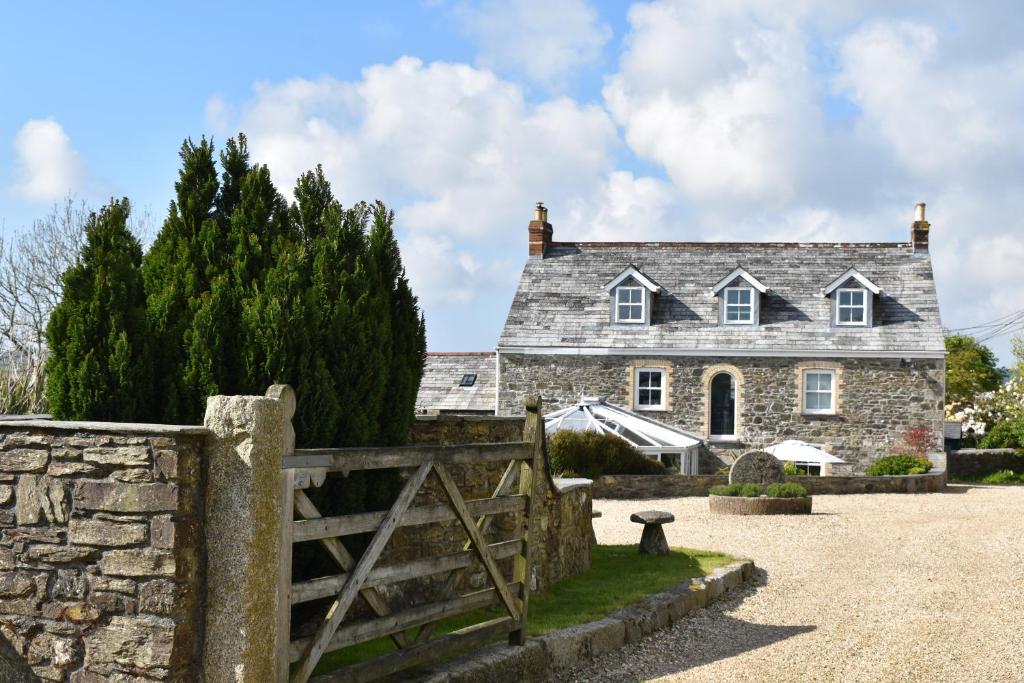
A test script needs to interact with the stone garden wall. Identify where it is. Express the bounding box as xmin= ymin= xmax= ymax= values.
xmin=0 ymin=400 xmax=594 ymax=680
xmin=0 ymin=419 xmax=207 ymax=682
xmin=948 ymin=449 xmax=1024 ymax=479
xmin=499 ymin=353 xmax=945 ymax=473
